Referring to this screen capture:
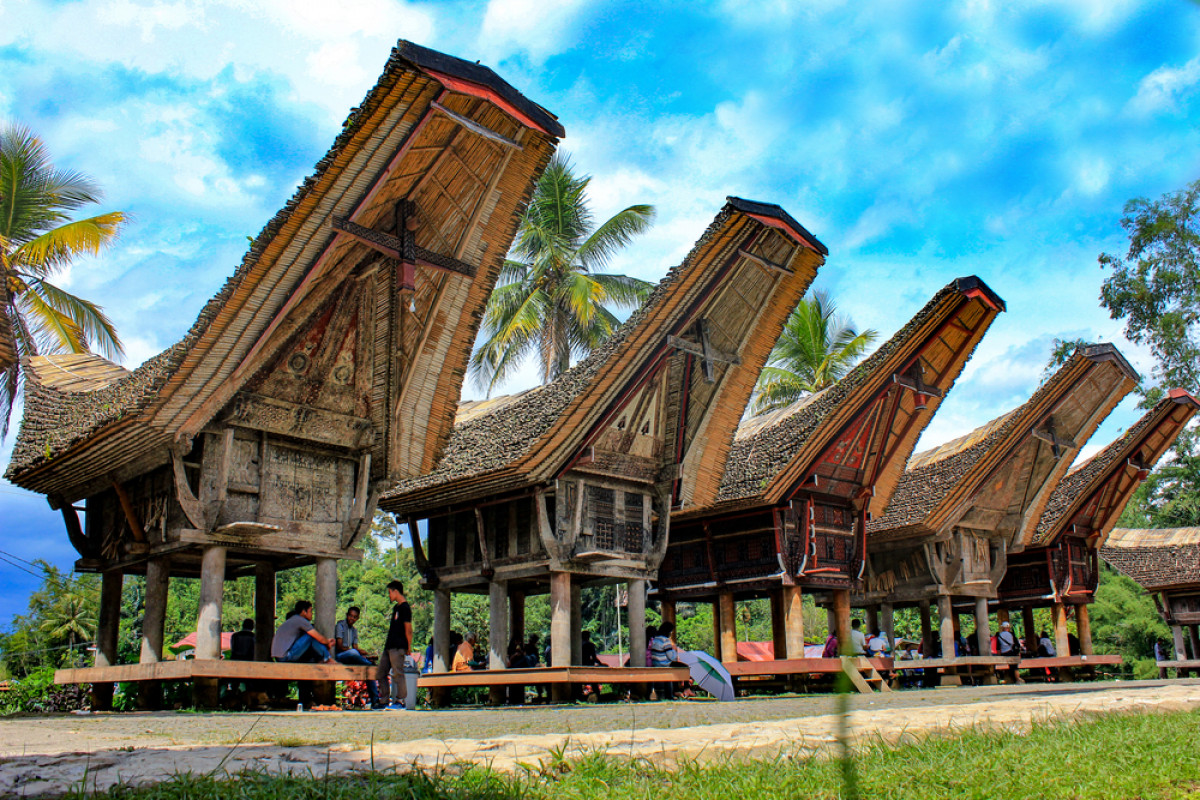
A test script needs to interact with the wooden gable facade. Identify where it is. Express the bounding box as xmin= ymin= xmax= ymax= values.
xmin=658 ymin=277 xmax=1004 ymax=661
xmin=4 ymin=41 xmax=562 ymax=705
xmin=1001 ymin=390 xmax=1199 ymax=619
xmin=380 ymin=198 xmax=825 ymax=679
